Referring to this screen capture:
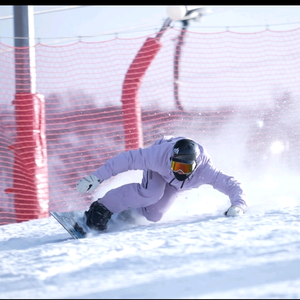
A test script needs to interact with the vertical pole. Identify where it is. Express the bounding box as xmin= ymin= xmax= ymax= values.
xmin=14 ymin=5 xmax=35 ymax=94
xmin=121 ymin=38 xmax=161 ymax=151
xmin=173 ymin=20 xmax=188 ymax=112
xmin=120 ymin=20 xmax=170 ymax=152
xmin=5 ymin=6 xmax=49 ymax=222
